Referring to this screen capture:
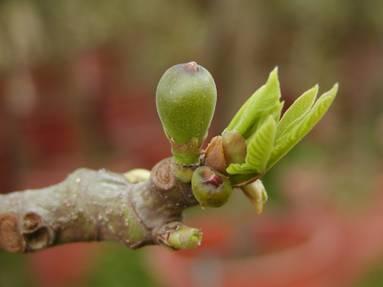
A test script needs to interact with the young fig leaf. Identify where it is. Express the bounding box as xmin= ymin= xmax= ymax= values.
xmin=225 ymin=67 xmax=281 ymax=137
xmin=267 ymin=83 xmax=338 ymax=170
xmin=221 ymin=67 xmax=337 ymax=186
xmin=245 ymin=100 xmax=283 ymax=138
xmin=245 ymin=116 xmax=277 ymax=173
xmin=226 ymin=162 xmax=255 ymax=175
xmin=277 ymin=85 xmax=318 ymax=138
